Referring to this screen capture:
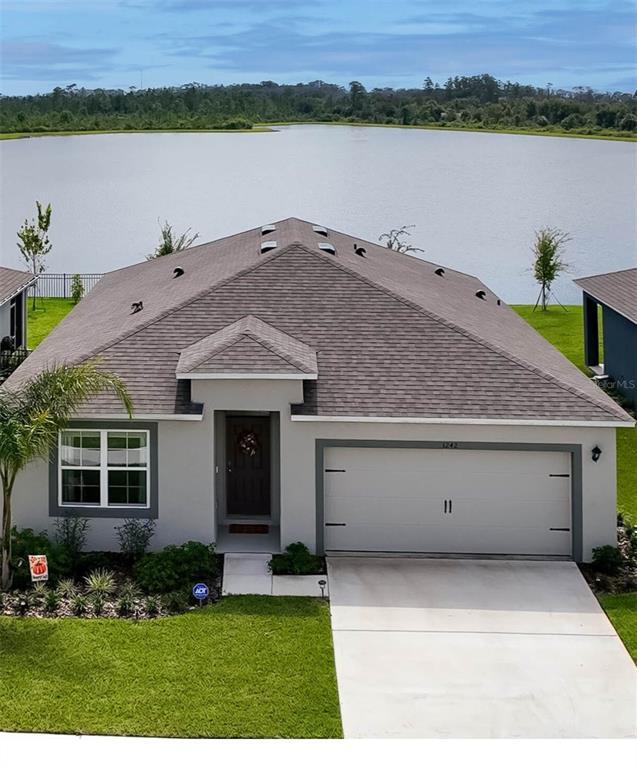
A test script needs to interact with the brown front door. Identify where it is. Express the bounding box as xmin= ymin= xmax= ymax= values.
xmin=226 ymin=415 xmax=271 ymax=517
